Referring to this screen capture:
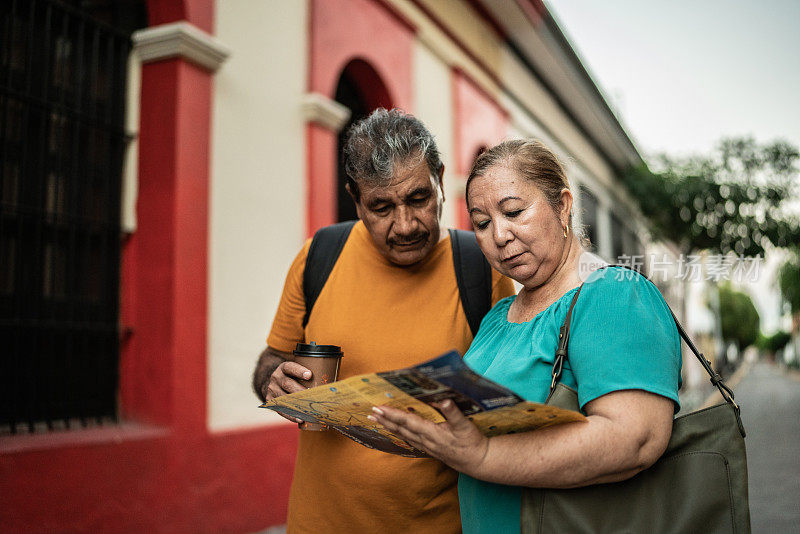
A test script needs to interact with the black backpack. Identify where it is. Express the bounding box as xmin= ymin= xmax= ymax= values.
xmin=302 ymin=221 xmax=492 ymax=337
